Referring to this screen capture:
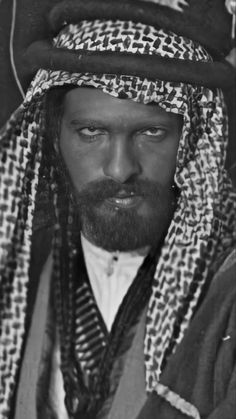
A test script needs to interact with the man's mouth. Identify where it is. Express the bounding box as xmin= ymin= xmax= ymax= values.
xmin=104 ymin=191 xmax=143 ymax=209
